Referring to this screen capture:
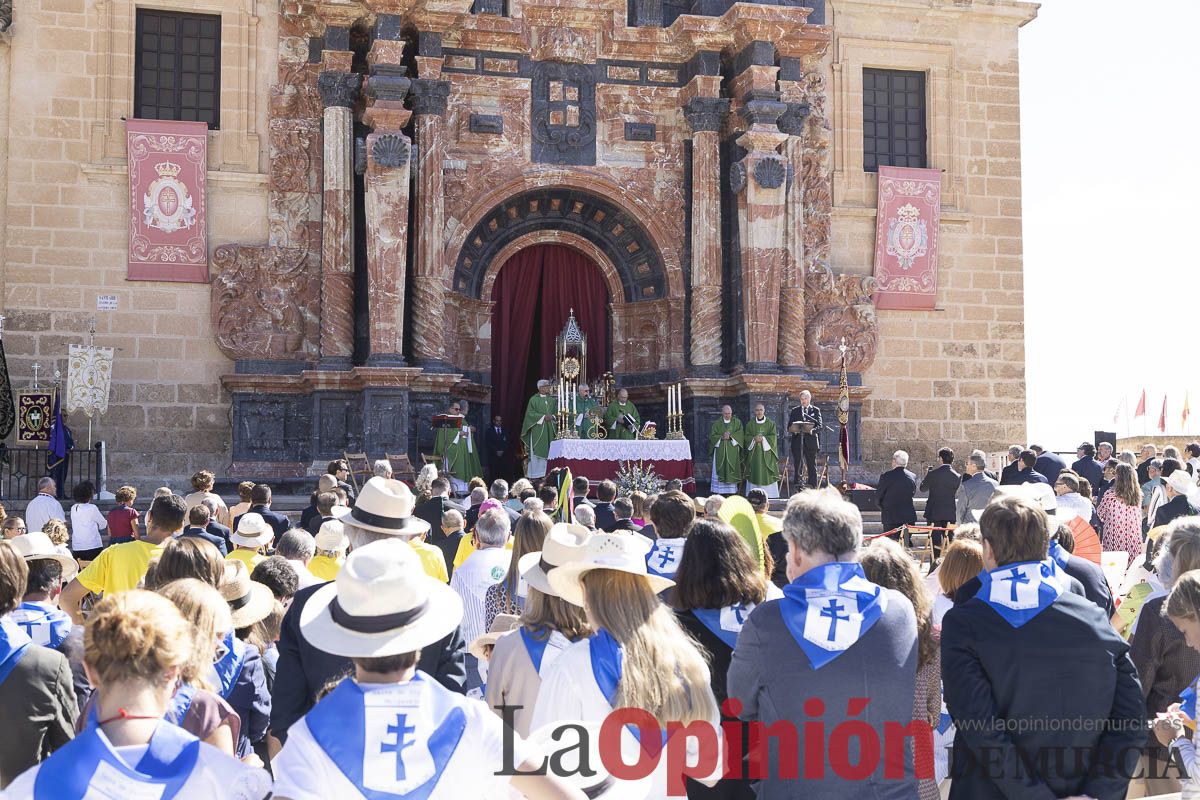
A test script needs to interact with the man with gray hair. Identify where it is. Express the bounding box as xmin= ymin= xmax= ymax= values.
xmin=449 ymin=508 xmax=512 ymax=691
xmin=1137 ymin=443 xmax=1158 ymax=486
xmin=875 ymin=450 xmax=917 ymax=539
xmin=372 ymin=459 xmax=393 ymax=479
xmin=788 ymin=389 xmax=823 ymax=488
xmin=574 ymin=503 xmax=597 ymax=530
xmin=728 ymin=488 xmax=918 ymax=798
xmin=274 ymin=528 xmax=321 ymax=589
xmin=489 ymin=478 xmax=520 ymax=523
xmin=1000 ymin=444 xmax=1024 ymax=486
xmin=25 ymin=477 xmax=66 ymax=536
xmin=957 ymin=449 xmax=1000 ymax=524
